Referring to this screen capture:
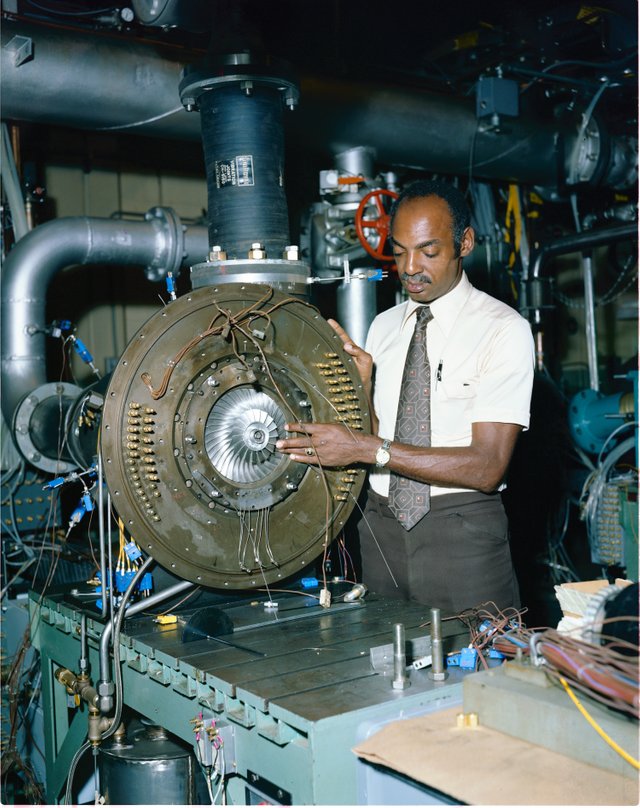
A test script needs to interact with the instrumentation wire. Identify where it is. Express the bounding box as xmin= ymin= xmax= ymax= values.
xmin=559 ymin=675 xmax=640 ymax=770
